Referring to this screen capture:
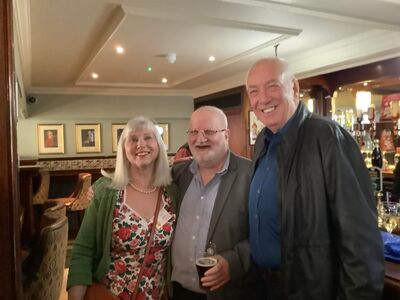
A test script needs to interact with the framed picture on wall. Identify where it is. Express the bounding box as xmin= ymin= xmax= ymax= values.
xmin=75 ymin=123 xmax=101 ymax=153
xmin=37 ymin=124 xmax=65 ymax=154
xmin=111 ymin=123 xmax=126 ymax=152
xmin=155 ymin=123 xmax=169 ymax=151
xmin=248 ymin=111 xmax=264 ymax=145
